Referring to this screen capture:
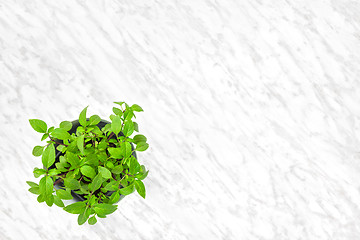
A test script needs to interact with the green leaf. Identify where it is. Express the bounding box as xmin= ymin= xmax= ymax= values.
xmin=29 ymin=119 xmax=47 ymax=133
xmin=63 ymin=201 xmax=86 ymax=214
xmin=85 ymin=154 xmax=99 ymax=166
xmin=88 ymin=216 xmax=97 ymax=225
xmin=135 ymin=180 xmax=146 ymax=199
xmin=111 ymin=165 xmax=123 ymax=174
xmin=137 ymin=170 xmax=149 ymax=180
xmin=89 ymin=174 xmax=103 ymax=191
xmin=121 ymin=142 xmax=132 ymax=158
xmin=109 ymin=191 xmax=121 ymax=204
xmin=42 ymin=143 xmax=55 ymax=168
xmin=66 ymin=152 xmax=80 ymax=167
xmin=33 ymin=167 xmax=46 ymax=178
xmin=108 ymin=148 xmax=122 ymax=159
xmin=26 ymin=181 xmax=39 ymax=188
xmin=37 ymin=194 xmax=46 ymax=203
xmin=89 ymin=115 xmax=101 ymax=126
xmin=123 ymin=121 xmax=134 ymax=137
xmin=80 ymin=165 xmax=96 ymax=179
xmin=32 ymin=146 xmax=44 ymax=157
xmin=59 ymin=121 xmax=72 ymax=131
xmin=131 ymin=104 xmax=143 ymax=112
xmin=78 ymin=211 xmax=89 ymax=225
xmin=112 ymin=107 xmax=122 ymax=116
xmin=41 ymin=133 xmax=49 ymax=141
xmin=133 ymin=122 xmax=139 ymax=132
xmin=104 ymin=181 xmax=118 ymax=191
xmin=48 ymin=169 xmax=61 ymax=176
xmin=119 ymin=184 xmax=135 ymax=196
xmin=54 ymin=195 xmax=65 ymax=207
xmin=45 ymin=194 xmax=54 ymax=206
xmin=114 ymin=101 xmax=125 ymax=107
xmin=98 ymin=166 xmax=112 ymax=179
xmin=129 ymin=157 xmax=139 ymax=175
xmin=124 ymin=109 xmax=134 ymax=121
xmin=133 ymin=134 xmax=147 ymax=144
xmin=28 ymin=187 xmax=40 ymax=195
xmin=64 ymin=178 xmax=81 ymax=190
xmin=56 ymin=189 xmax=73 ymax=200
xmin=51 ymin=128 xmax=71 ymax=140
xmin=136 ymin=142 xmax=149 ymax=152
xmin=39 ymin=176 xmax=54 ymax=196
xmin=111 ymin=115 xmax=121 ymax=135
xmin=79 ymin=106 xmax=88 ymax=127
xmin=93 ymin=203 xmax=117 ymax=216
xmin=106 ymin=161 xmax=114 ymax=169
xmin=77 ymin=135 xmax=85 ymax=155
